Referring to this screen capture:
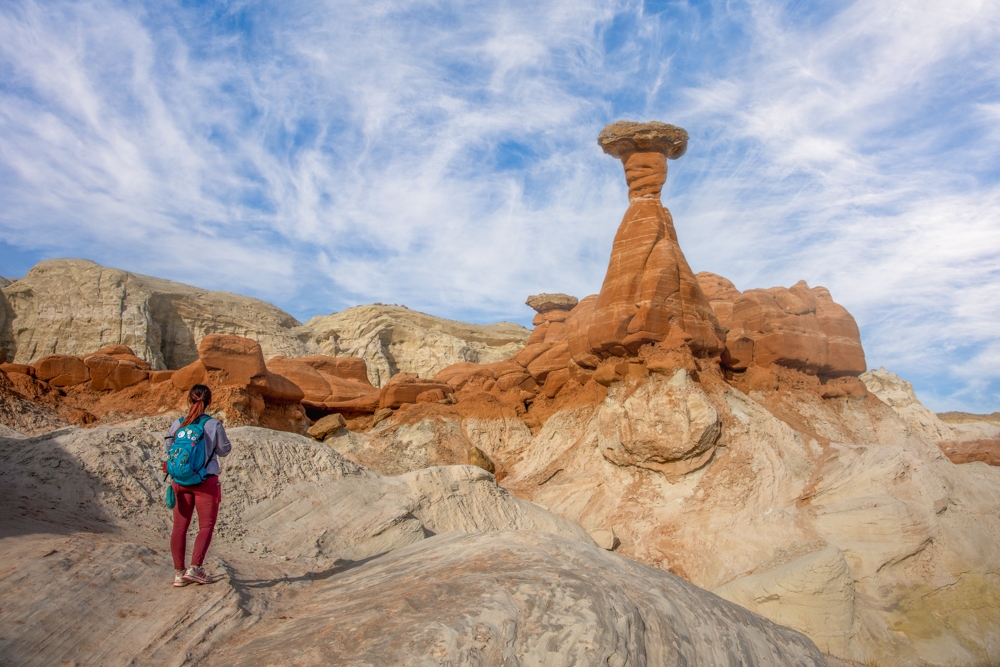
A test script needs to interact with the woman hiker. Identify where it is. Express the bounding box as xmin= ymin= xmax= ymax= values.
xmin=165 ymin=384 xmax=231 ymax=586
